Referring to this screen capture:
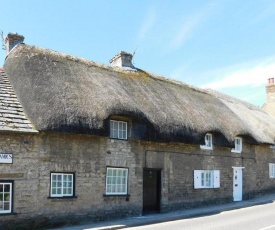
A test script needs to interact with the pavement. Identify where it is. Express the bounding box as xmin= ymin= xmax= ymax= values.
xmin=49 ymin=193 xmax=275 ymax=230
